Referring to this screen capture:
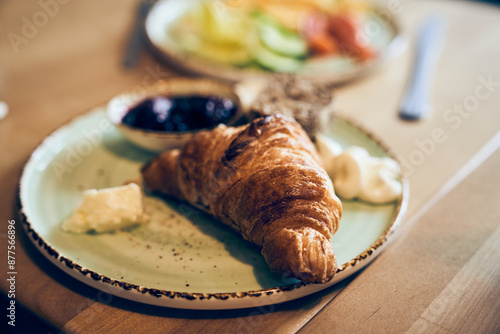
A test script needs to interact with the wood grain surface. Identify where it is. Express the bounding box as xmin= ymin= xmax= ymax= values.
xmin=0 ymin=0 xmax=499 ymax=333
